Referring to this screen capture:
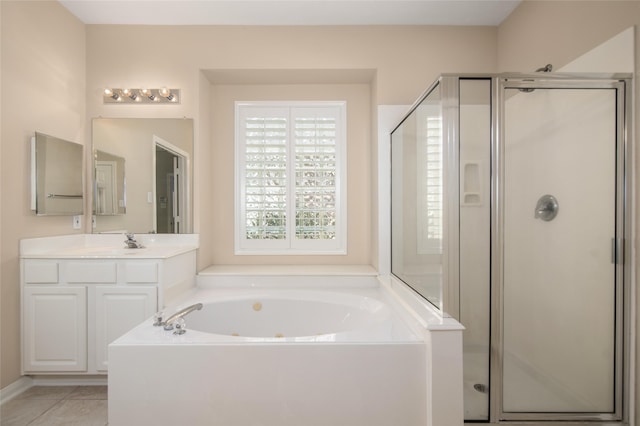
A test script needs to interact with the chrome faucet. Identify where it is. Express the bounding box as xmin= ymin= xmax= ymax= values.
xmin=124 ymin=233 xmax=144 ymax=249
xmin=162 ymin=303 xmax=203 ymax=330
